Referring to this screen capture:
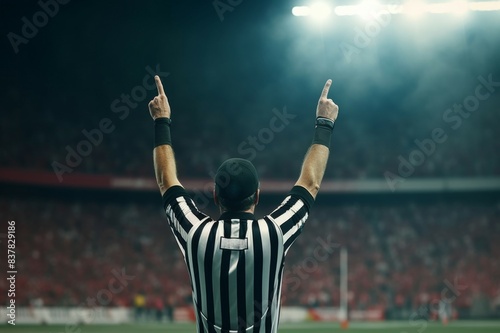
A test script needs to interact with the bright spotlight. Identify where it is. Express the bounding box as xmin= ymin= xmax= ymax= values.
xmin=292 ymin=6 xmax=311 ymax=16
xmin=359 ymin=0 xmax=382 ymax=19
xmin=334 ymin=5 xmax=360 ymax=16
xmin=403 ymin=0 xmax=426 ymax=19
xmin=294 ymin=0 xmax=500 ymax=19
xmin=310 ymin=2 xmax=333 ymax=19
xmin=291 ymin=2 xmax=332 ymax=21
xmin=450 ymin=0 xmax=469 ymax=16
xmin=426 ymin=0 xmax=469 ymax=15
xmin=470 ymin=1 xmax=500 ymax=11
xmin=427 ymin=3 xmax=453 ymax=14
